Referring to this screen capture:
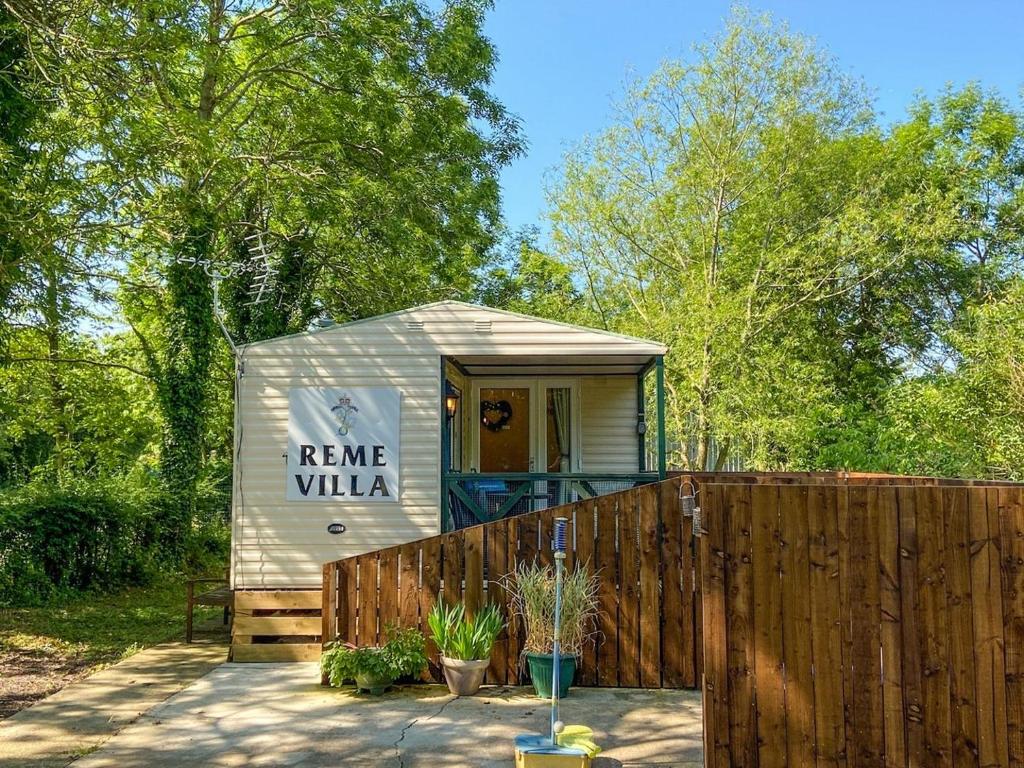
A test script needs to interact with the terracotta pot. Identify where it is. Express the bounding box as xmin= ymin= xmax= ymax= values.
xmin=440 ymin=656 xmax=489 ymax=696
